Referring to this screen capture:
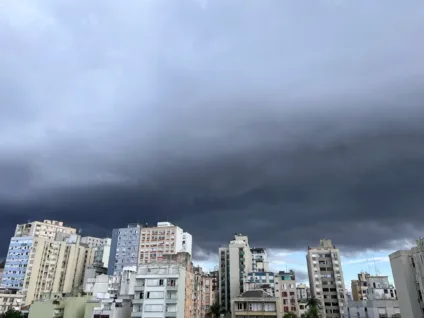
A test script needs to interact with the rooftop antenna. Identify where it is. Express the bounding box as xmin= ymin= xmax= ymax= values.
xmin=373 ymin=257 xmax=381 ymax=276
